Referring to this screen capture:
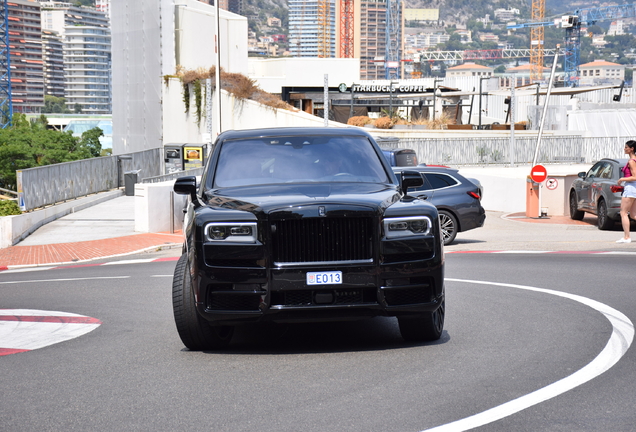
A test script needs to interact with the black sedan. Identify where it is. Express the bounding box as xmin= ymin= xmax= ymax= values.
xmin=569 ymin=158 xmax=628 ymax=229
xmin=393 ymin=165 xmax=486 ymax=245
xmin=172 ymin=127 xmax=445 ymax=350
